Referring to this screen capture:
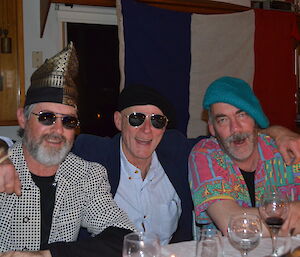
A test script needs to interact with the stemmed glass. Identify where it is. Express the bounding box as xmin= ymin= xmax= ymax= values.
xmin=228 ymin=213 xmax=262 ymax=257
xmin=259 ymin=190 xmax=289 ymax=257
xmin=196 ymin=228 xmax=223 ymax=257
xmin=122 ymin=231 xmax=161 ymax=257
